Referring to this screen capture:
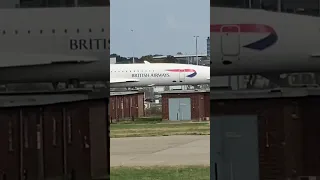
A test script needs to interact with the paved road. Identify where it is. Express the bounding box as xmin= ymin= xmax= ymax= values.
xmin=111 ymin=135 xmax=210 ymax=167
